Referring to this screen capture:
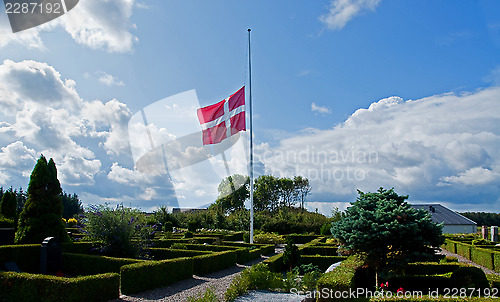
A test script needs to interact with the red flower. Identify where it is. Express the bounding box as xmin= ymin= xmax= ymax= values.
xmin=380 ymin=282 xmax=388 ymax=289
xmin=397 ymin=287 xmax=405 ymax=293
